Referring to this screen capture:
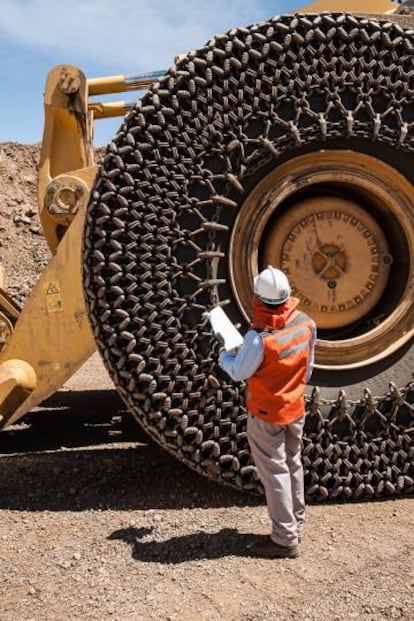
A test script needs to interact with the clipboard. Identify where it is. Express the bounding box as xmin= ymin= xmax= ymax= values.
xmin=208 ymin=306 xmax=244 ymax=351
